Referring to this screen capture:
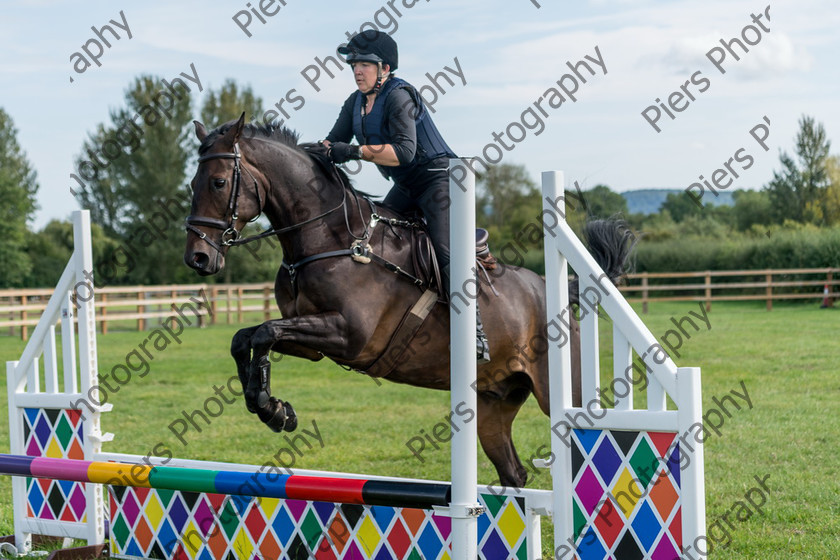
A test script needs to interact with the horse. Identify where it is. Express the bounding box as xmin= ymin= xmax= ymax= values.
xmin=183 ymin=114 xmax=634 ymax=488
